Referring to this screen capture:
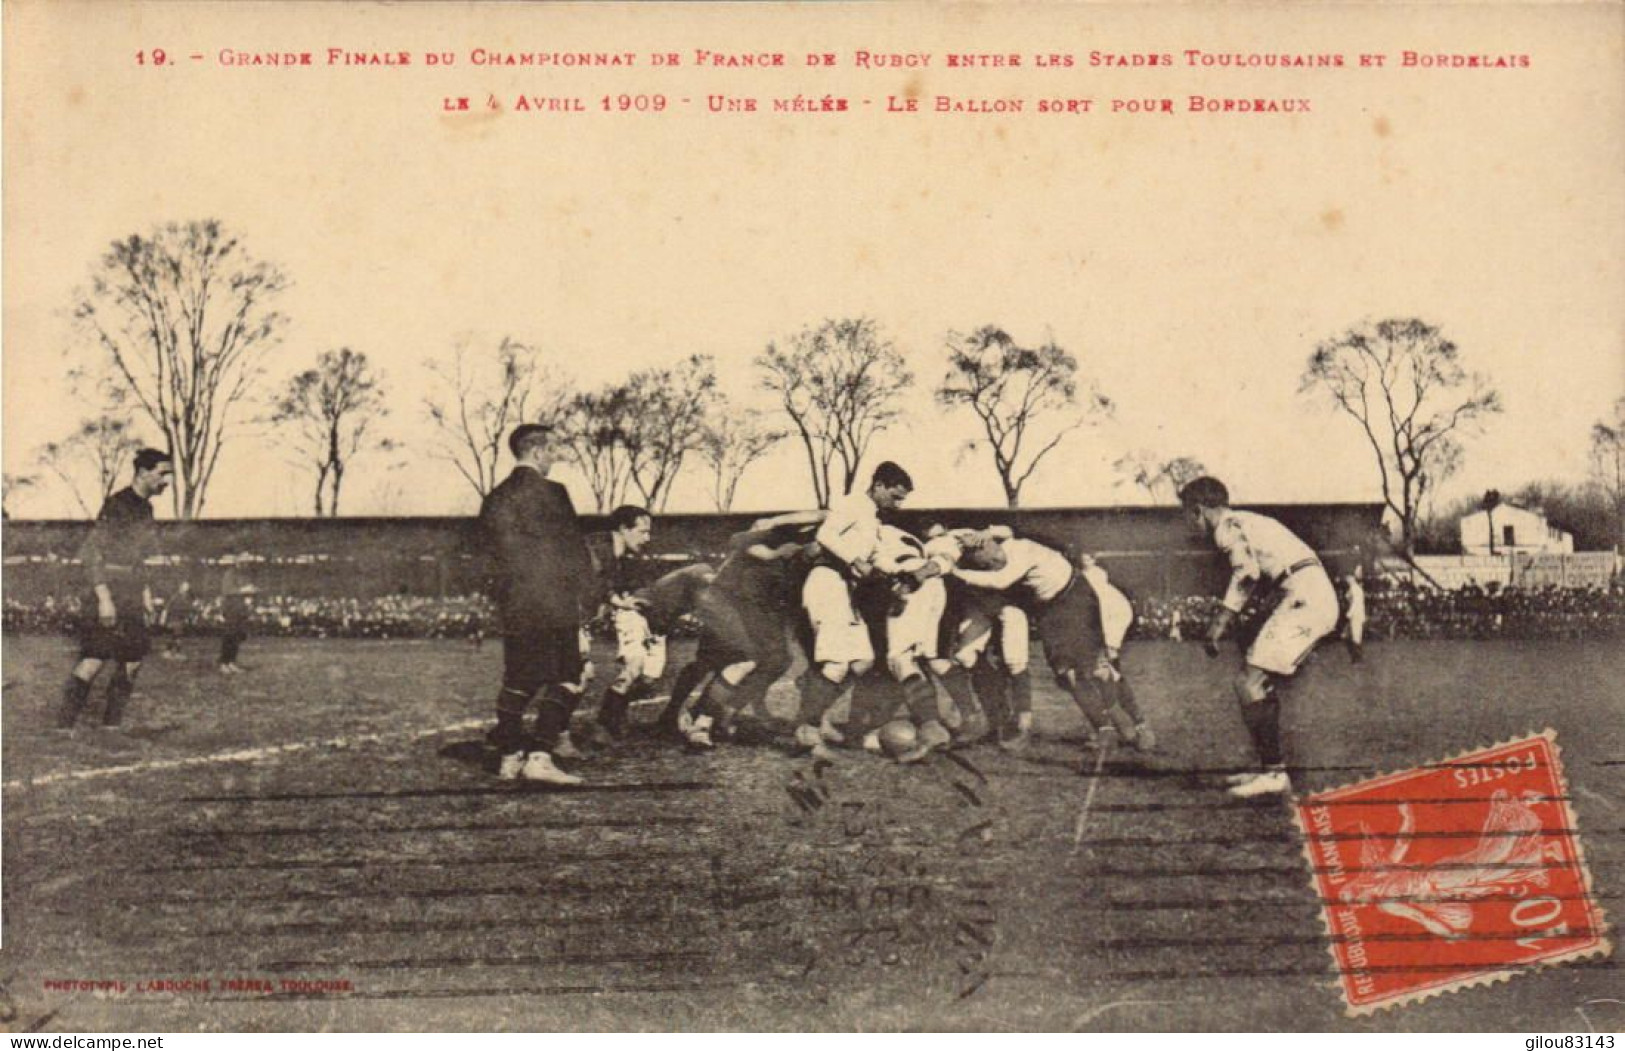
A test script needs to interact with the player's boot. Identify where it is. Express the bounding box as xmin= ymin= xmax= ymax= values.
xmin=955 ymin=707 xmax=991 ymax=746
xmin=1132 ymin=722 xmax=1157 ymax=751
xmin=1223 ymin=769 xmax=1259 ymax=786
xmin=793 ymin=723 xmax=841 ymax=761
xmin=685 ymin=715 xmax=717 ymax=752
xmin=56 ymin=676 xmax=92 ymax=730
xmin=552 ymin=731 xmax=584 ymax=760
xmin=497 ymin=751 xmax=528 ymax=780
xmin=896 ymin=720 xmax=952 ymax=764
xmin=1227 ymin=767 xmax=1291 ymax=799
xmin=818 ymin=713 xmax=846 ymax=745
xmin=999 ymin=711 xmax=1034 ymax=752
xmin=862 ymin=730 xmax=883 ymax=755
xmin=521 ymin=751 xmax=584 ymax=786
